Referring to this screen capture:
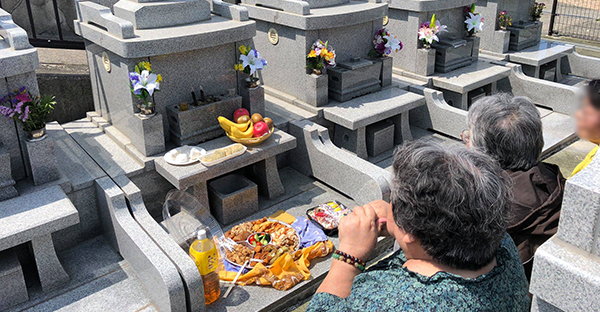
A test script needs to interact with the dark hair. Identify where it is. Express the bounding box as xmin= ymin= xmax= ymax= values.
xmin=468 ymin=93 xmax=543 ymax=171
xmin=585 ymin=80 xmax=600 ymax=110
xmin=391 ymin=141 xmax=511 ymax=271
